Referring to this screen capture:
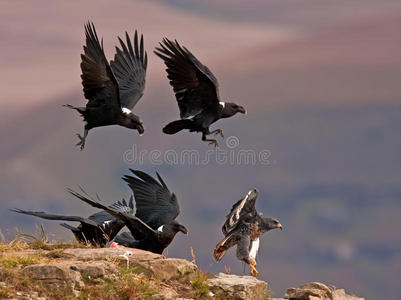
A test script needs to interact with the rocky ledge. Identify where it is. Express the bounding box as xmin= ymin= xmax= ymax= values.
xmin=0 ymin=247 xmax=364 ymax=299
